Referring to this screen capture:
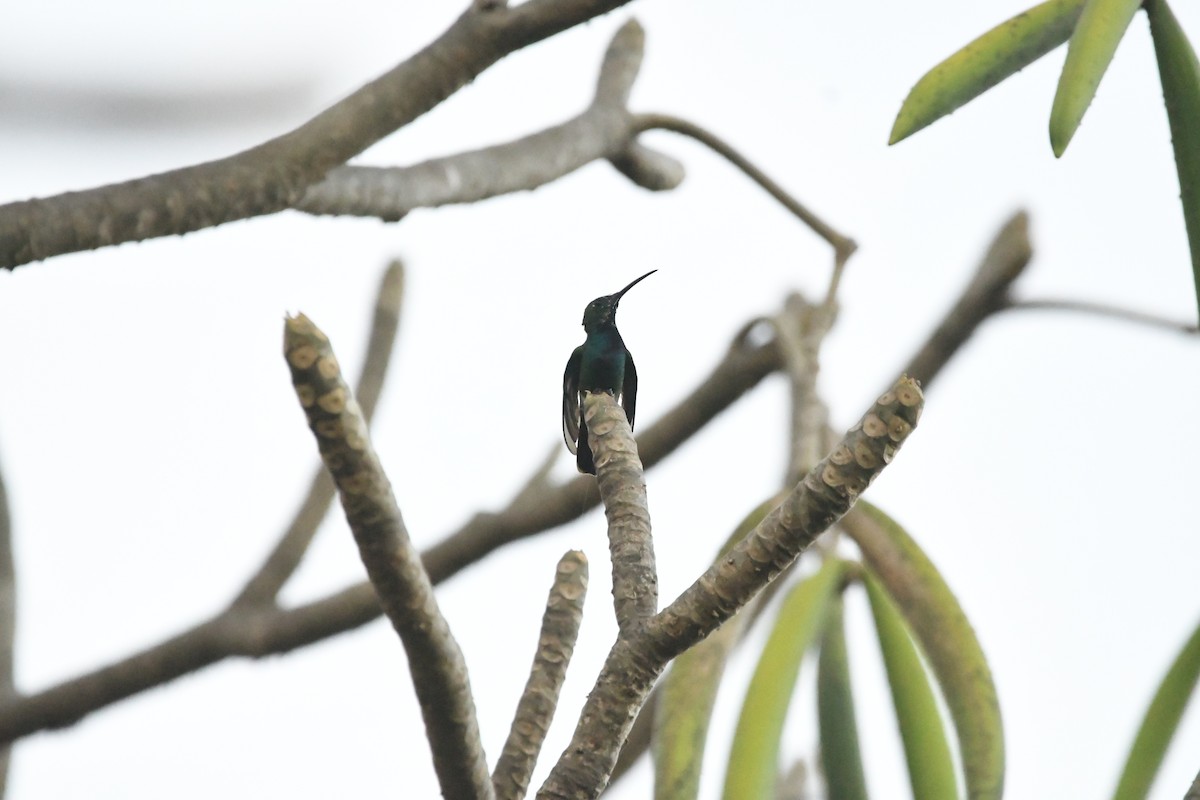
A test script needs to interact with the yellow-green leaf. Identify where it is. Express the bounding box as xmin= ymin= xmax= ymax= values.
xmin=864 ymin=570 xmax=958 ymax=800
xmin=842 ymin=502 xmax=1004 ymax=800
xmin=890 ymin=0 xmax=1087 ymax=145
xmin=817 ymin=591 xmax=869 ymax=800
xmin=1147 ymin=0 xmax=1200 ymax=322
xmin=1111 ymin=614 xmax=1200 ymax=800
xmin=1049 ymin=0 xmax=1144 ymax=156
xmin=722 ymin=558 xmax=844 ymax=800
xmin=654 ymin=494 xmax=784 ymax=800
